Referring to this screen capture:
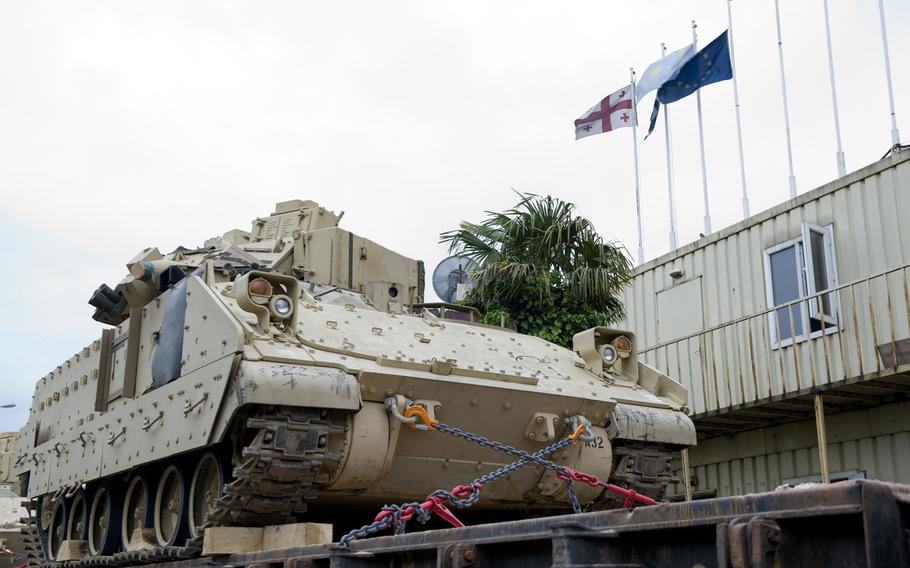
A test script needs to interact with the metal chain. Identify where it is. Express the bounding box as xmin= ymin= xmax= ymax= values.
xmin=433 ymin=422 xmax=584 ymax=493
xmin=429 ymin=437 xmax=577 ymax=509
xmin=337 ymin=419 xmax=586 ymax=548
